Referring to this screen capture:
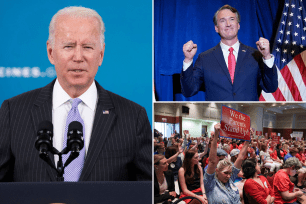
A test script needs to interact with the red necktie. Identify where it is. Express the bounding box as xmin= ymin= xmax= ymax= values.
xmin=228 ymin=47 xmax=236 ymax=83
